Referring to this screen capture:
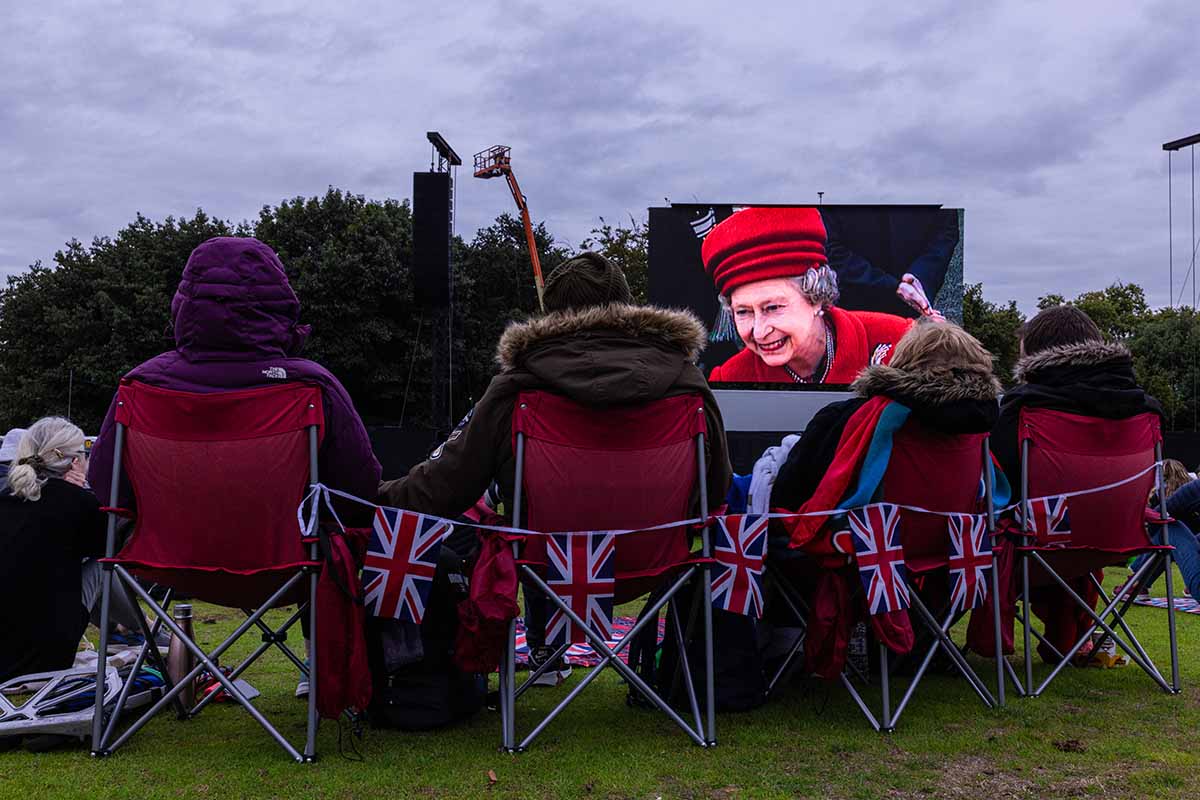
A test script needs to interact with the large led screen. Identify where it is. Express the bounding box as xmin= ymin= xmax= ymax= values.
xmin=648 ymin=204 xmax=964 ymax=387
